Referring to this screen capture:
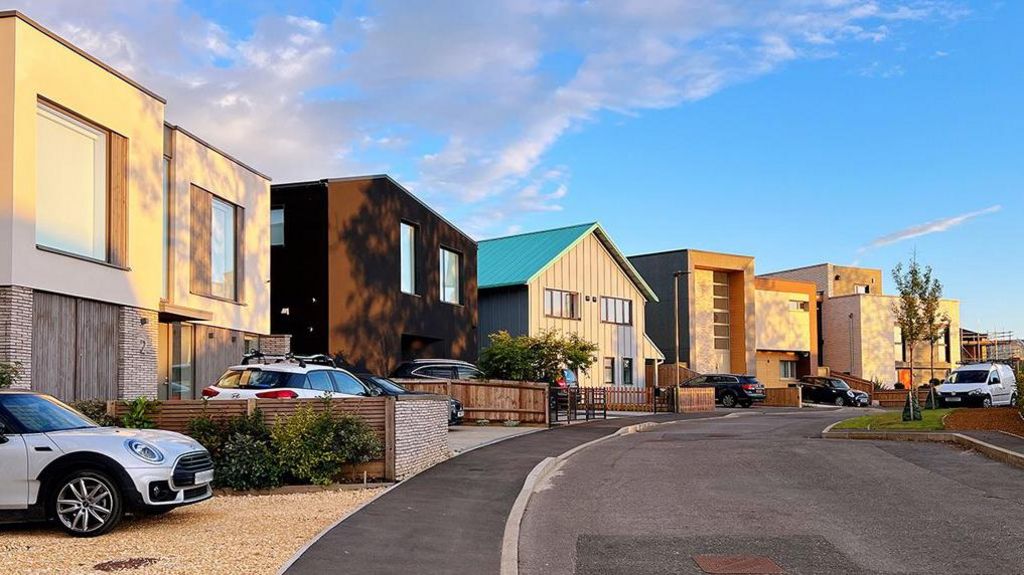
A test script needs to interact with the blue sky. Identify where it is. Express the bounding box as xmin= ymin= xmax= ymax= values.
xmin=13 ymin=1 xmax=1021 ymax=334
